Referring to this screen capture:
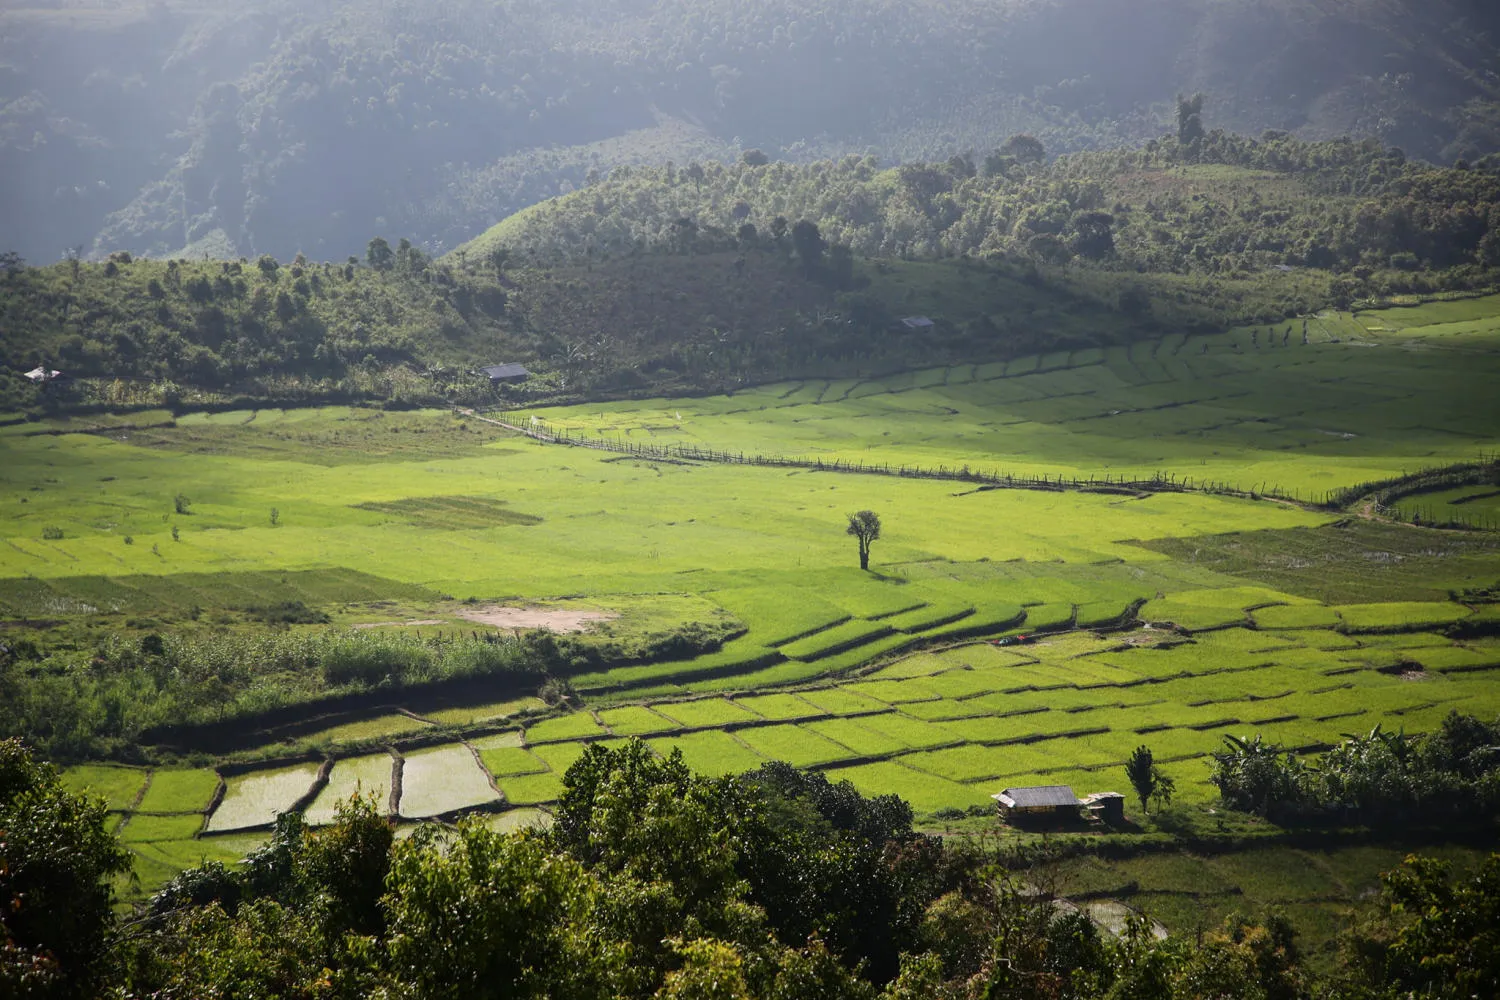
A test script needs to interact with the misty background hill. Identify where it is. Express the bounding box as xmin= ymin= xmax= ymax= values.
xmin=4 ymin=0 xmax=1500 ymax=265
